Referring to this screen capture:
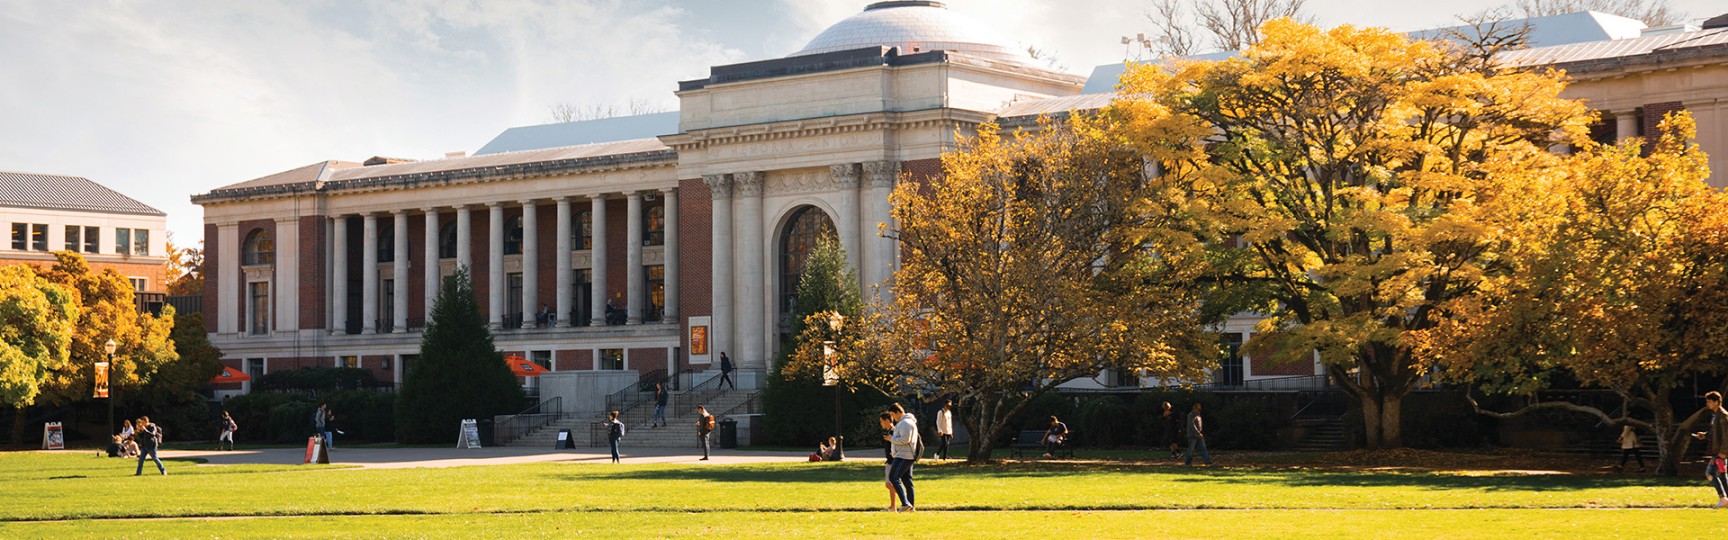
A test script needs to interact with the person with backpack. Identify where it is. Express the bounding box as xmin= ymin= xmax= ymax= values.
xmin=216 ymin=411 xmax=238 ymax=451
xmin=1692 ymin=391 xmax=1728 ymax=508
xmin=134 ymin=416 xmax=165 ymax=476
xmin=696 ymin=405 xmax=715 ymax=460
xmin=885 ymin=402 xmax=920 ymax=512
xmin=606 ymin=410 xmax=626 ymax=463
xmin=651 ymin=382 xmax=668 ymax=428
